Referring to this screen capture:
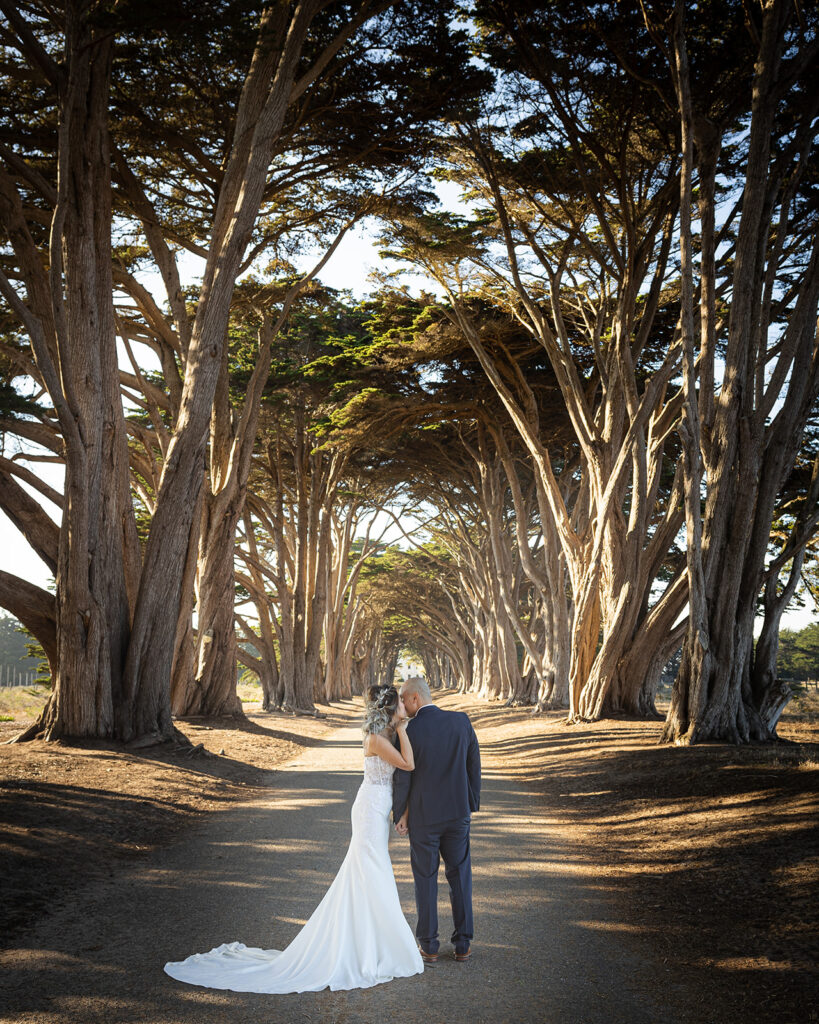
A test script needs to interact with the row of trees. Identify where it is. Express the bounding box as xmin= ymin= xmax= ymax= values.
xmin=0 ymin=0 xmax=817 ymax=746
xmin=382 ymin=0 xmax=819 ymax=741
xmin=0 ymin=0 xmax=487 ymax=740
